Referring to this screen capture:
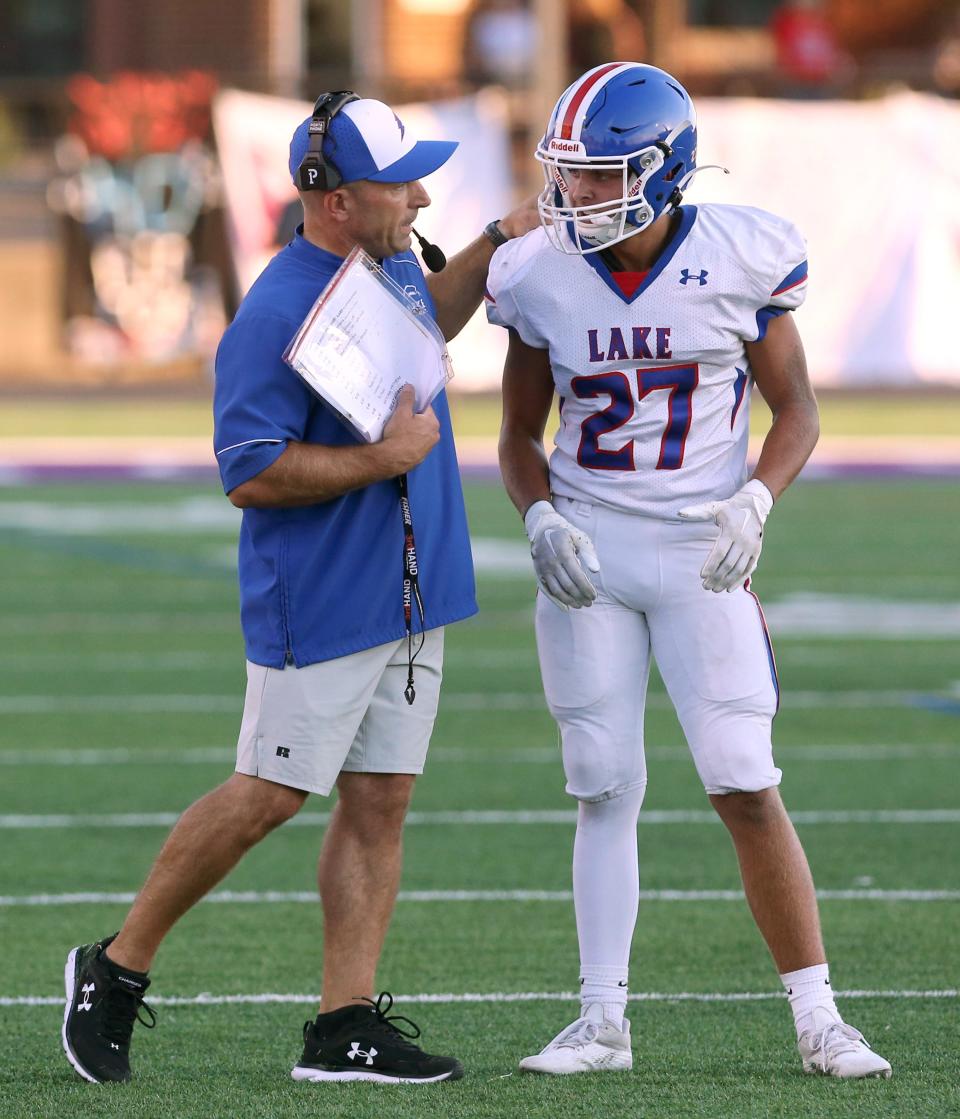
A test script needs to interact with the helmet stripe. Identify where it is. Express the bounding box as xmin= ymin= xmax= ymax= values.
xmin=557 ymin=62 xmax=635 ymax=141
